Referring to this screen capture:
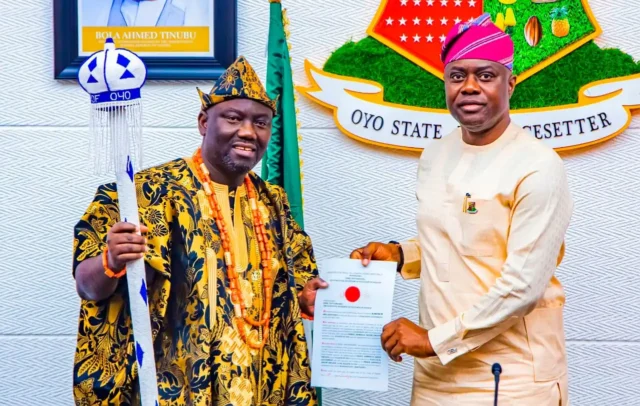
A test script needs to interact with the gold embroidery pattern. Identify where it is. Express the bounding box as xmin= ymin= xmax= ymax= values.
xmin=220 ymin=327 xmax=252 ymax=368
xmin=239 ymin=278 xmax=254 ymax=309
xmin=229 ymin=377 xmax=253 ymax=406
